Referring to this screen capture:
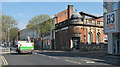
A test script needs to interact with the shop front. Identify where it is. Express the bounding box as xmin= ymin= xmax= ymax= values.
xmin=113 ymin=33 xmax=120 ymax=54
